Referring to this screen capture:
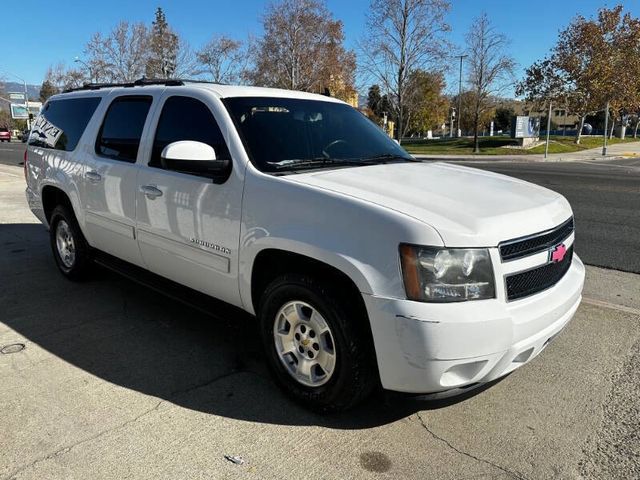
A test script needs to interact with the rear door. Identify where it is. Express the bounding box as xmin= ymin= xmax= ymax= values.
xmin=83 ymin=94 xmax=155 ymax=266
xmin=135 ymin=91 xmax=244 ymax=307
